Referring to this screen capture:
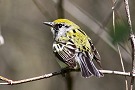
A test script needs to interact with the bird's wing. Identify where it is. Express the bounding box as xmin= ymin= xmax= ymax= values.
xmin=76 ymin=52 xmax=103 ymax=77
xmin=88 ymin=38 xmax=102 ymax=69
xmin=53 ymin=41 xmax=77 ymax=68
